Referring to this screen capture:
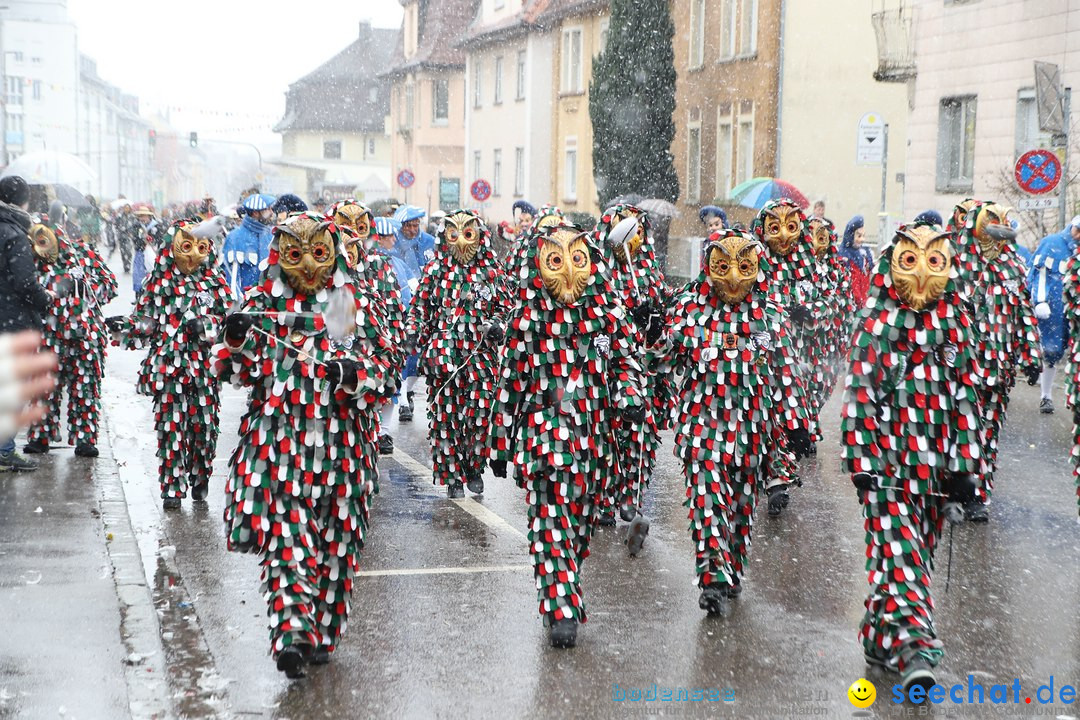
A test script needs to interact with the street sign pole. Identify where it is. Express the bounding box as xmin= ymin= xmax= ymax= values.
xmin=1061 ymin=88 xmax=1072 ymax=228
xmin=879 ymin=123 xmax=889 ymax=243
